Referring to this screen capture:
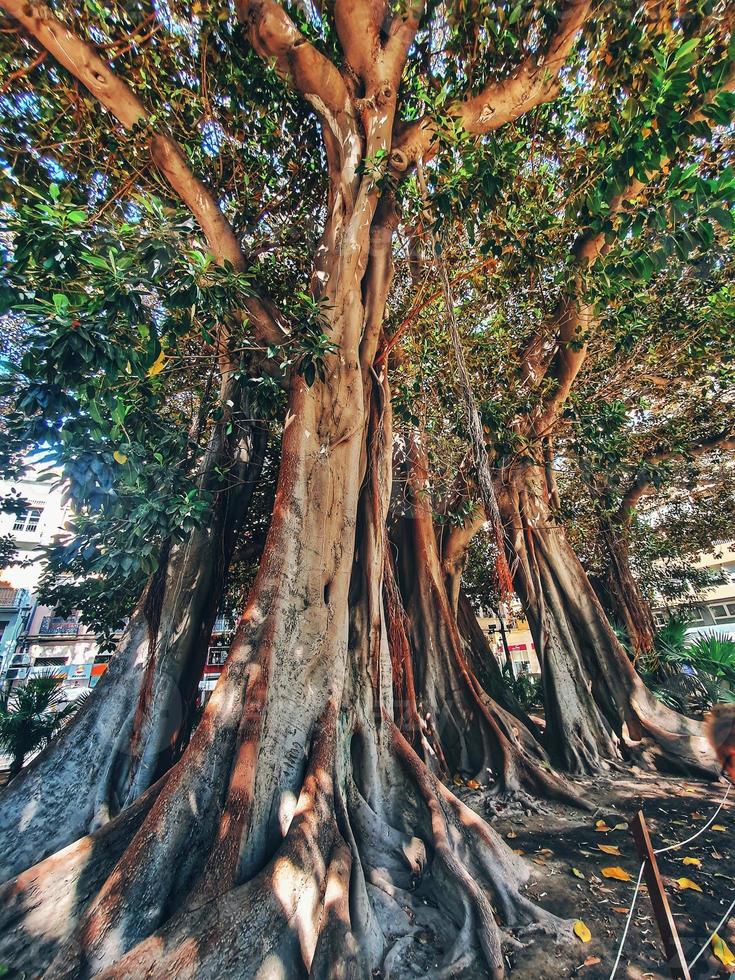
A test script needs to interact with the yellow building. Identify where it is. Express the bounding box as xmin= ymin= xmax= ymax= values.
xmin=476 ymin=607 xmax=541 ymax=677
